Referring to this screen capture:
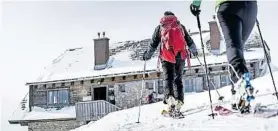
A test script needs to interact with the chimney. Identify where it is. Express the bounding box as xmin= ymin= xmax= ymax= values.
xmin=208 ymin=17 xmax=221 ymax=55
xmin=98 ymin=32 xmax=101 ymax=38
xmin=94 ymin=32 xmax=110 ymax=70
xmin=103 ymin=32 xmax=105 ymax=37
